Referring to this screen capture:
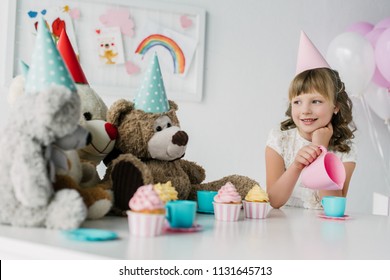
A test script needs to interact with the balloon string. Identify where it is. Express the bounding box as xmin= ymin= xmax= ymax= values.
xmin=360 ymin=96 xmax=390 ymax=190
xmin=387 ymin=121 xmax=390 ymax=182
